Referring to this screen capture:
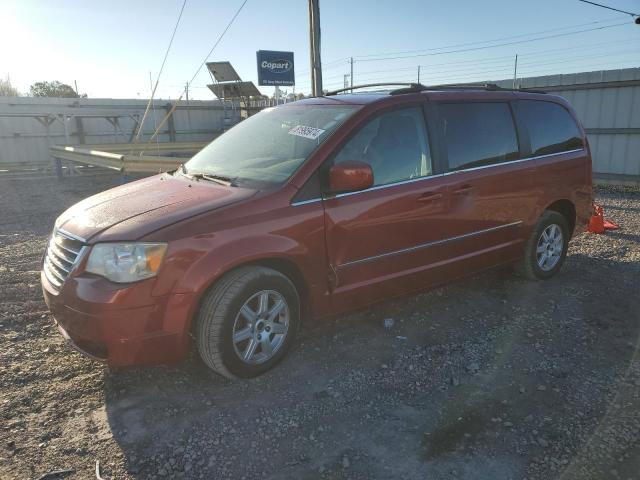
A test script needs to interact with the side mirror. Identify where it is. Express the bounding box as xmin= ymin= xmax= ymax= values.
xmin=328 ymin=160 xmax=373 ymax=194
